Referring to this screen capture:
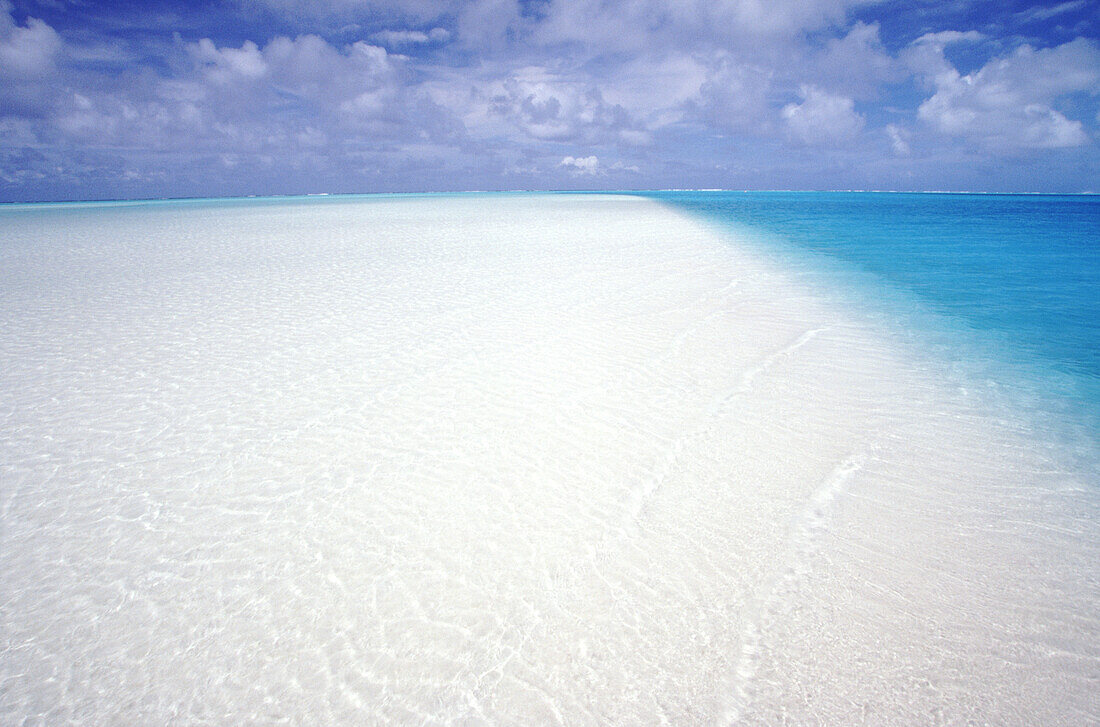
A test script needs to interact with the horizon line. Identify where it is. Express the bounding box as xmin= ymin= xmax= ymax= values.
xmin=2 ymin=188 xmax=1099 ymax=206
